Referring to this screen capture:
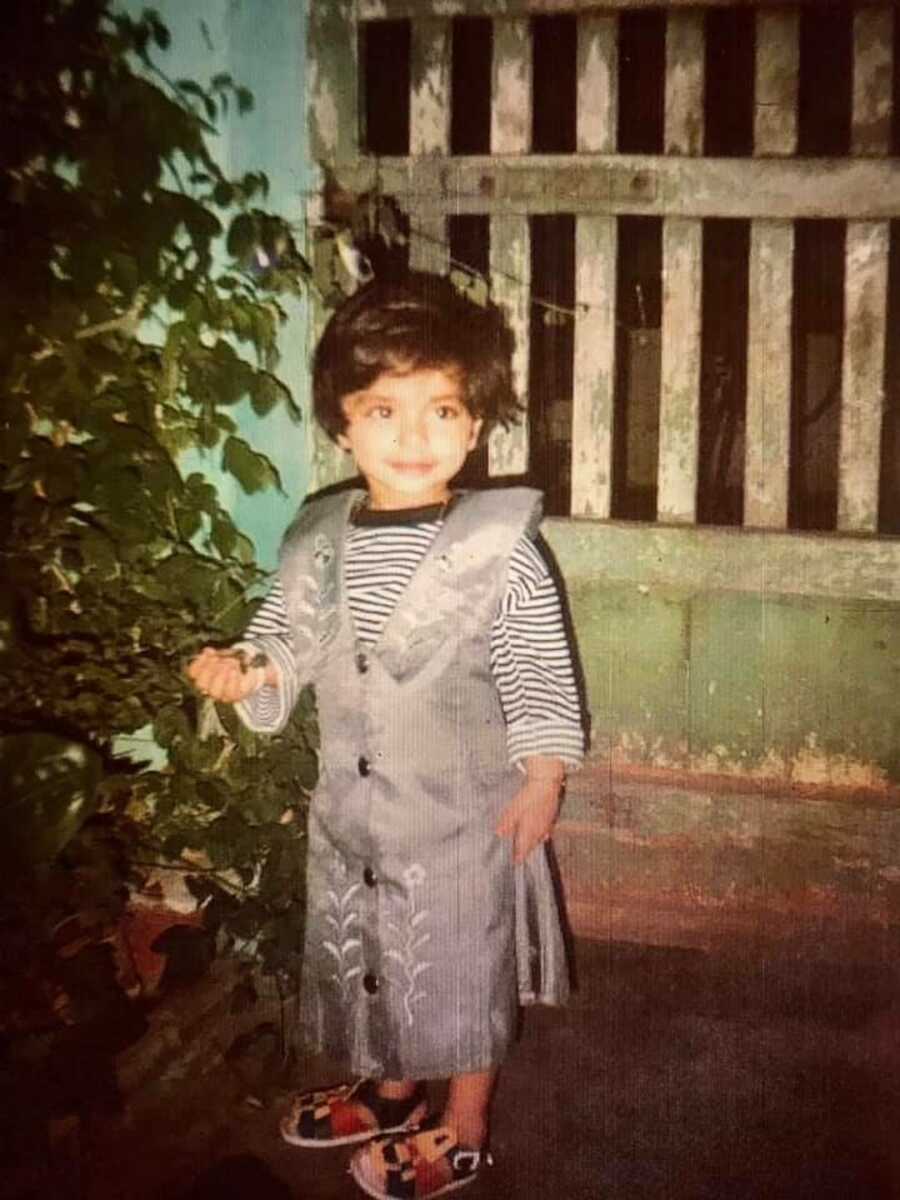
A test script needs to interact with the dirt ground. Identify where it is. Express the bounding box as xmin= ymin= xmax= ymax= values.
xmin=24 ymin=934 xmax=900 ymax=1200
